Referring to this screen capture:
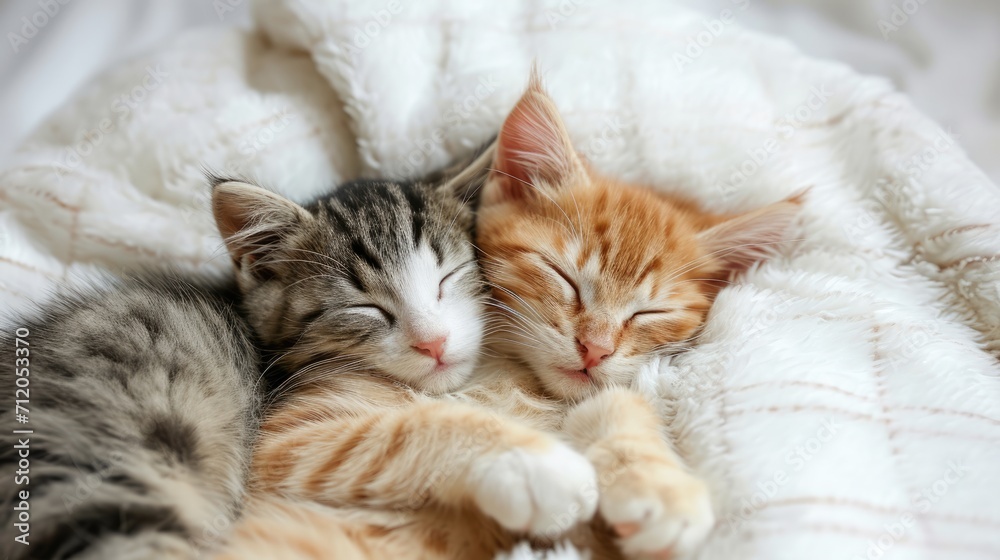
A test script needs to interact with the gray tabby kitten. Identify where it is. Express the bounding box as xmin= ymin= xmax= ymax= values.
xmin=0 ymin=174 xmax=484 ymax=560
